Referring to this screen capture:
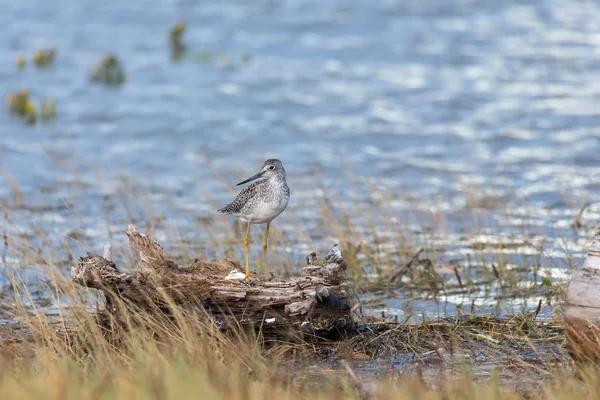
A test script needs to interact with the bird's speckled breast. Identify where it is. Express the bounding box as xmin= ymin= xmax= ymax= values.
xmin=238 ymin=180 xmax=289 ymax=224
